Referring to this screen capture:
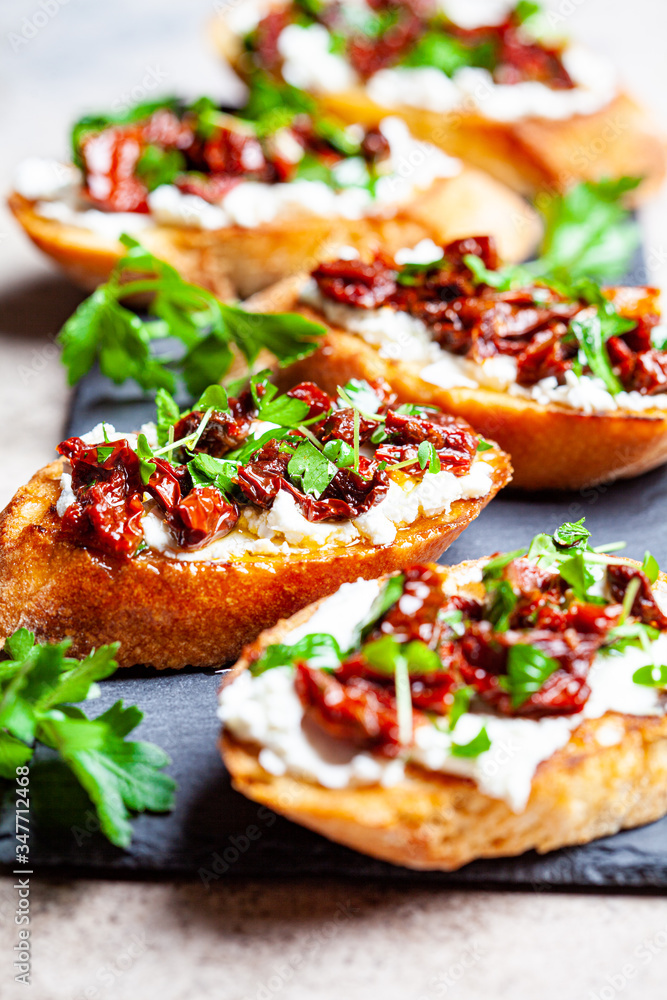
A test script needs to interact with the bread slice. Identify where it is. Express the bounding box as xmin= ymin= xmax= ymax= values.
xmin=0 ymin=449 xmax=511 ymax=669
xmin=246 ymin=276 xmax=667 ymax=491
xmin=8 ymin=162 xmax=540 ymax=300
xmin=210 ymin=14 xmax=666 ymax=204
xmin=220 ymin=560 xmax=667 ymax=871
